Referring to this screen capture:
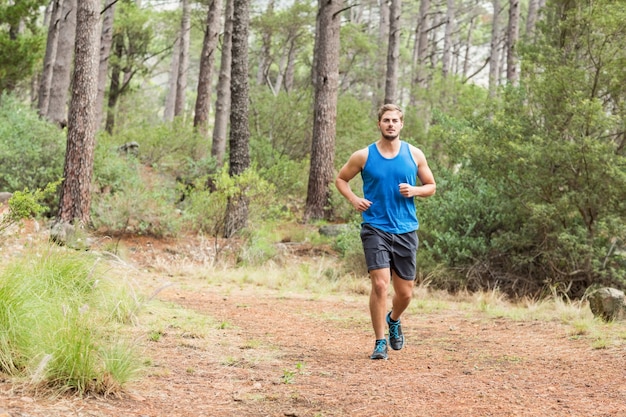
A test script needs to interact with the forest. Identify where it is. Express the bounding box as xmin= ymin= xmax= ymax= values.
xmin=1 ymin=0 xmax=625 ymax=300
